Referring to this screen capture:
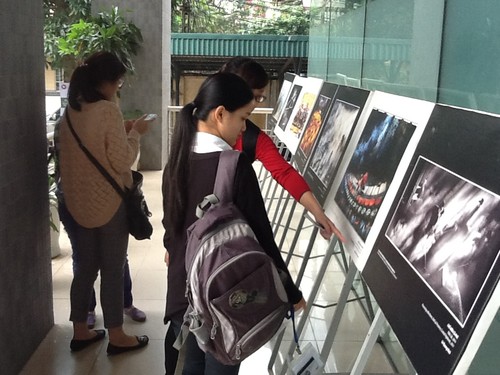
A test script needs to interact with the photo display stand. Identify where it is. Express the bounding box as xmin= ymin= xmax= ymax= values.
xmin=361 ymin=104 xmax=500 ymax=375
xmin=342 ymin=309 xmax=392 ymax=375
xmin=266 ymin=198 xmax=331 ymax=375
xmin=261 ymin=142 xmax=290 ymax=215
xmin=273 ymin=77 xmax=324 ymax=155
xmin=268 ymin=235 xmax=340 ymax=374
xmin=322 ymin=92 xmax=435 ymax=272
xmin=266 ymin=80 xmax=380 ymax=374
xmin=269 ymin=77 xmax=325 ymax=239
xmin=262 ymin=74 xmax=500 ymax=374
xmin=270 ymin=239 xmax=376 ymax=375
